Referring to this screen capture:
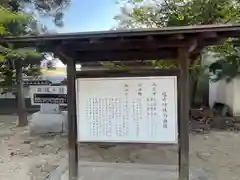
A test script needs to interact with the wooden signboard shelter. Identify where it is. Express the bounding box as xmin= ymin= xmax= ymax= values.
xmin=2 ymin=24 xmax=240 ymax=180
